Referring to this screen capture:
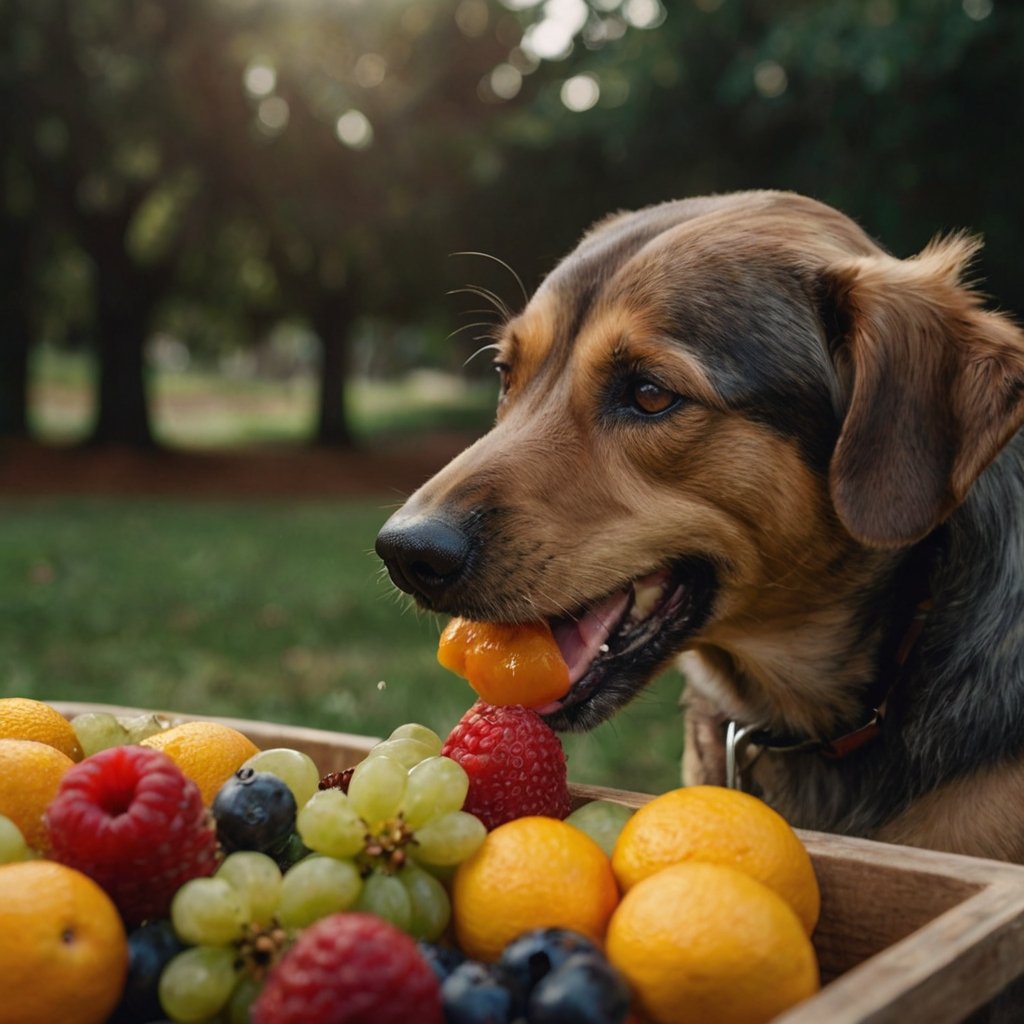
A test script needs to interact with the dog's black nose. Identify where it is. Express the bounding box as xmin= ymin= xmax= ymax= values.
xmin=375 ymin=514 xmax=470 ymax=602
